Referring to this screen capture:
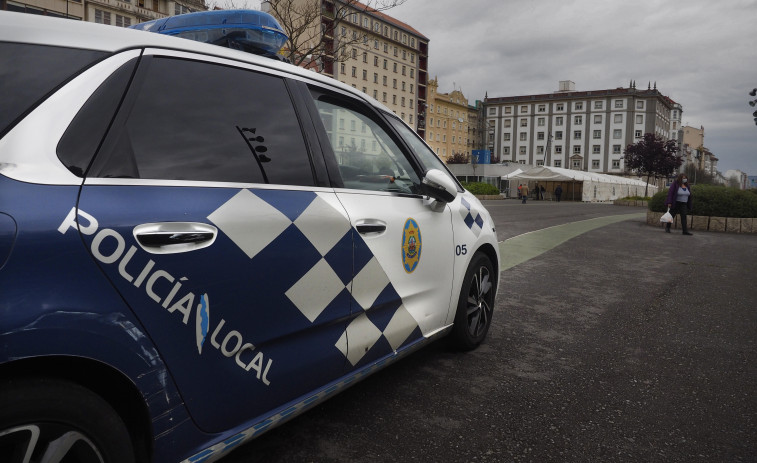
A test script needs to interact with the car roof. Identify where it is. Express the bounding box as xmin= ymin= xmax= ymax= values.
xmin=0 ymin=10 xmax=389 ymax=112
